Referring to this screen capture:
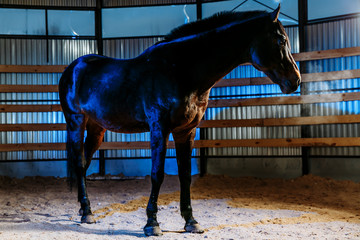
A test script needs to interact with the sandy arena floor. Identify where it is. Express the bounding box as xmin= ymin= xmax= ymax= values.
xmin=0 ymin=174 xmax=359 ymax=240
